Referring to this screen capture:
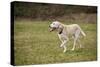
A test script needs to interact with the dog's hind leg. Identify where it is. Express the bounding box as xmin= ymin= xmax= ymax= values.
xmin=71 ymin=30 xmax=80 ymax=51
xmin=77 ymin=39 xmax=83 ymax=48
xmin=71 ymin=38 xmax=77 ymax=51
